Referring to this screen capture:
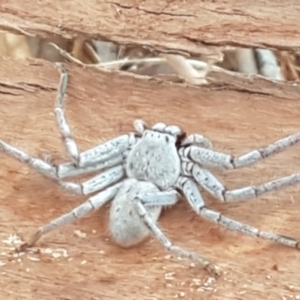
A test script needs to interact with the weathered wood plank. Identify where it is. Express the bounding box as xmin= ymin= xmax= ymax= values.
xmin=1 ymin=1 xmax=300 ymax=55
xmin=0 ymin=58 xmax=300 ymax=299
